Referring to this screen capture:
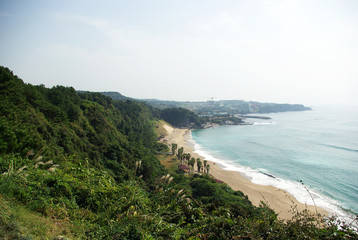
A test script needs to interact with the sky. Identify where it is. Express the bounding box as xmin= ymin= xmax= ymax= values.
xmin=0 ymin=0 xmax=357 ymax=106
